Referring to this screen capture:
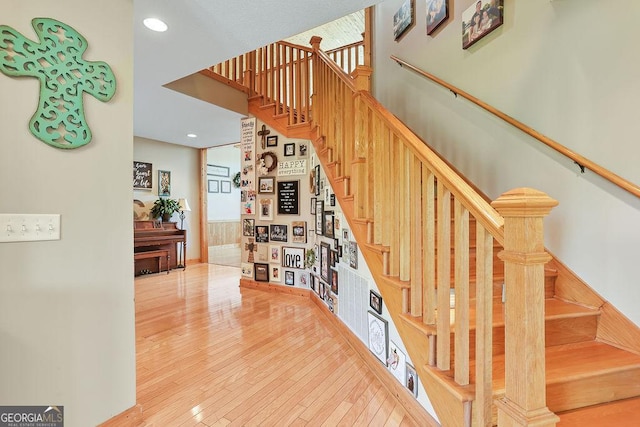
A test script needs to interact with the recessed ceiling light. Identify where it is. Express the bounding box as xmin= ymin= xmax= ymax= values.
xmin=143 ymin=18 xmax=168 ymax=32
xmin=187 ymin=133 xmax=197 ymax=138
